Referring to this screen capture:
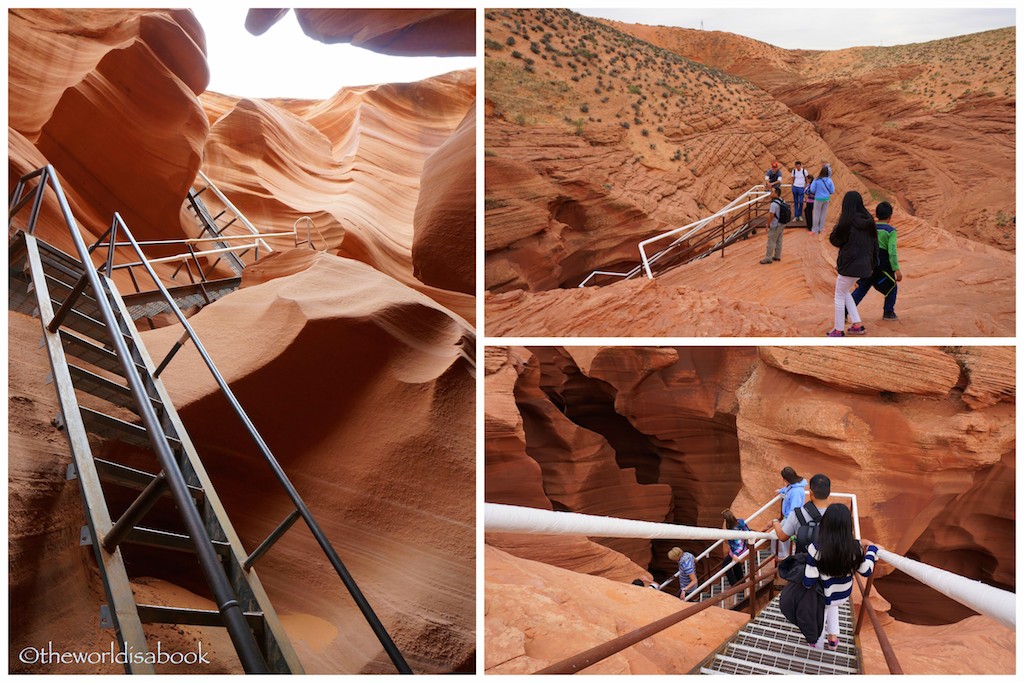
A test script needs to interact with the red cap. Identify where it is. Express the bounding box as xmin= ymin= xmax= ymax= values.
xmin=771 ymin=161 xmax=779 ymax=168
